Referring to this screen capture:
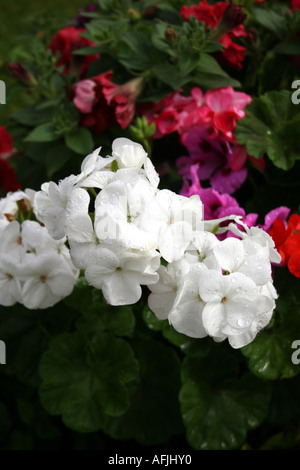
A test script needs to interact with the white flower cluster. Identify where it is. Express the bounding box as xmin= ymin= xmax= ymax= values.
xmin=0 ymin=190 xmax=78 ymax=309
xmin=31 ymin=138 xmax=281 ymax=348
